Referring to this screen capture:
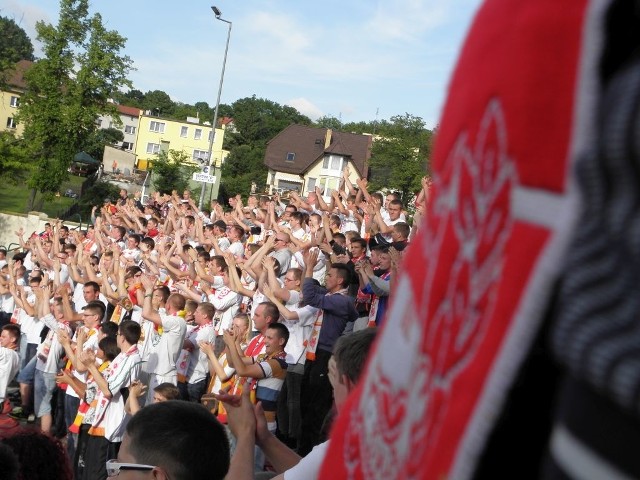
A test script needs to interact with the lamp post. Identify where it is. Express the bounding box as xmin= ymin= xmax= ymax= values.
xmin=198 ymin=5 xmax=232 ymax=209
